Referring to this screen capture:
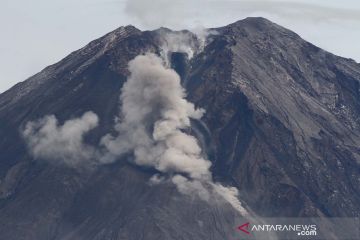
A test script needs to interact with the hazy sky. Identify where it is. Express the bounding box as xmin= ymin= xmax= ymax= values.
xmin=0 ymin=0 xmax=359 ymax=93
